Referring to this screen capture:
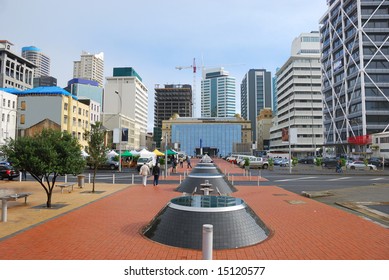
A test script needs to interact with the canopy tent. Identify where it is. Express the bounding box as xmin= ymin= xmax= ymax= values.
xmin=153 ymin=149 xmax=164 ymax=156
xmin=120 ymin=150 xmax=133 ymax=157
xmin=107 ymin=150 xmax=119 ymax=158
xmin=139 ymin=148 xmax=155 ymax=158
xmin=130 ymin=149 xmax=140 ymax=156
xmin=166 ymin=149 xmax=177 ymax=156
